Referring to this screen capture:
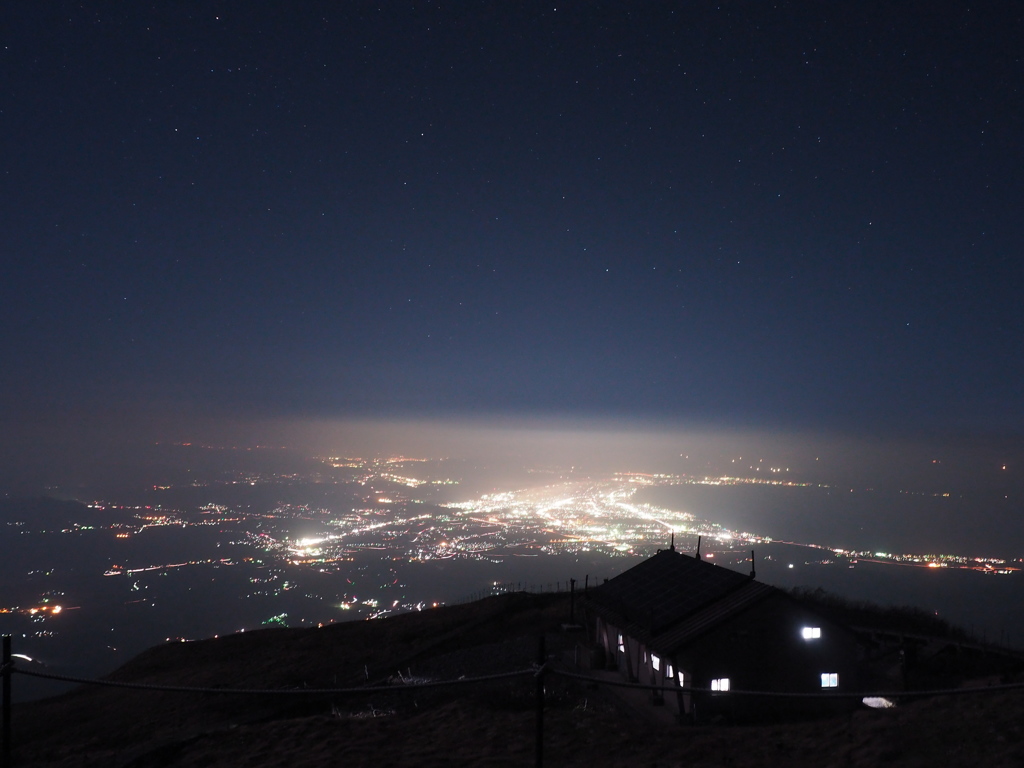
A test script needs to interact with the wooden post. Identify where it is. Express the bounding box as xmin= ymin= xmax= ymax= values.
xmin=569 ymin=578 xmax=576 ymax=624
xmin=2 ymin=635 xmax=12 ymax=768
xmin=535 ymin=635 xmax=545 ymax=768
